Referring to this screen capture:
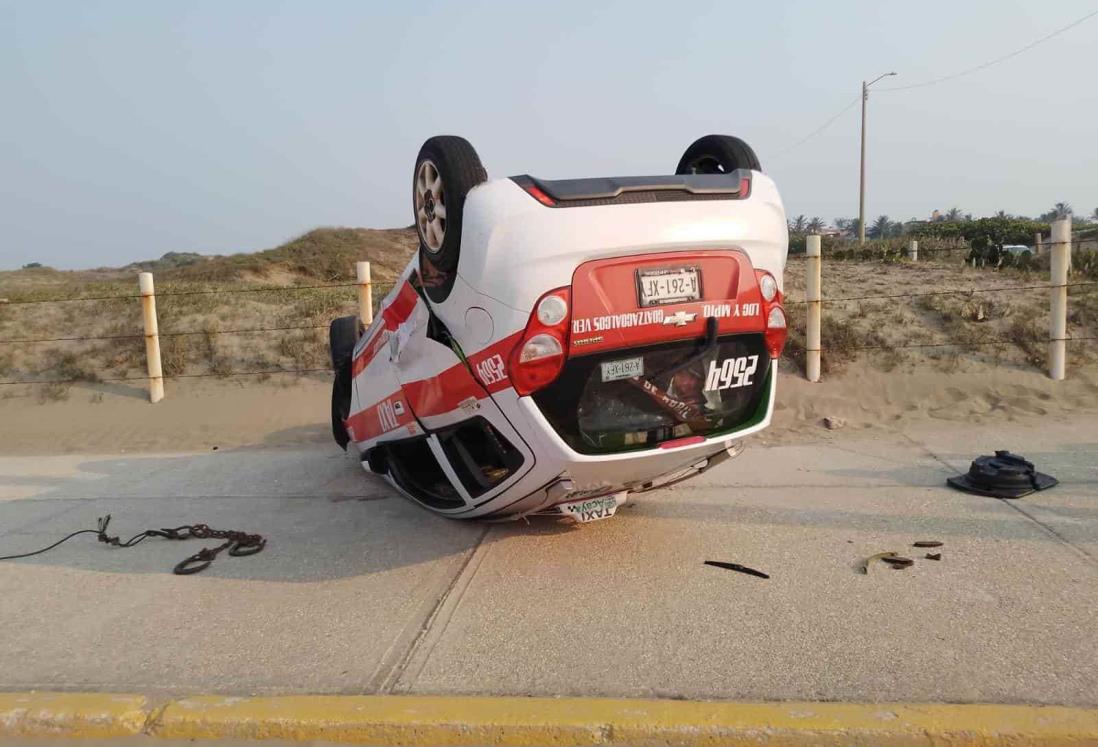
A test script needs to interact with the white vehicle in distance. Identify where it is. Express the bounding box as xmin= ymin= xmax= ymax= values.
xmin=329 ymin=135 xmax=789 ymax=522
